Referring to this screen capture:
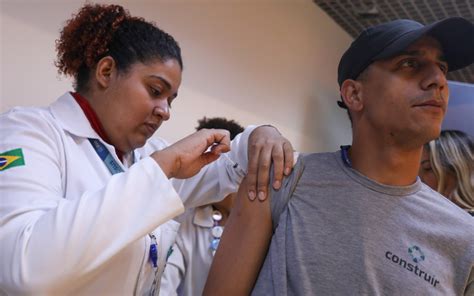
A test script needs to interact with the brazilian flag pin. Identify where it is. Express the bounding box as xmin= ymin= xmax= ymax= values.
xmin=0 ymin=148 xmax=25 ymax=171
